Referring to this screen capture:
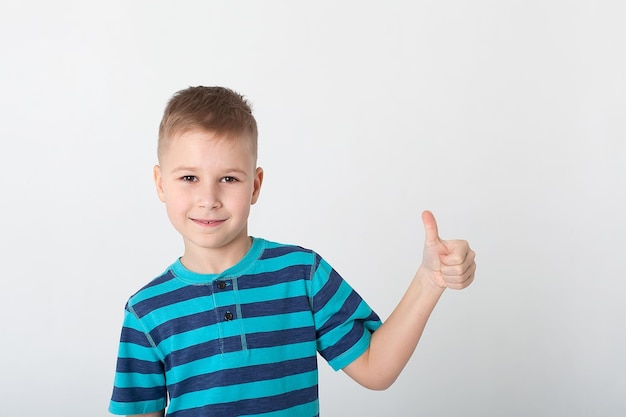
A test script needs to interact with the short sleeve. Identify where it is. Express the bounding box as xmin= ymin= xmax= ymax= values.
xmin=311 ymin=254 xmax=382 ymax=370
xmin=109 ymin=305 xmax=167 ymax=415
